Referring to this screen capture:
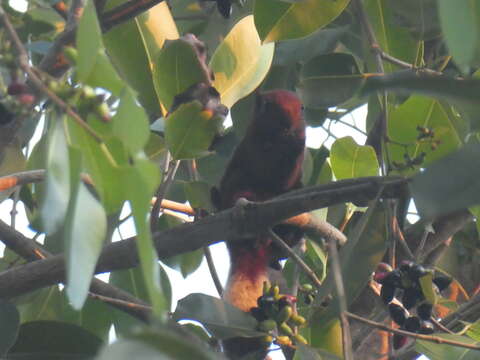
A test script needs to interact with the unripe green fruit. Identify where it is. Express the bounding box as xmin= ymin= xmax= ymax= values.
xmin=258 ymin=320 xmax=277 ymax=333
xmin=289 ymin=314 xmax=306 ymax=326
xmin=279 ymin=322 xmax=294 ymax=336
xmin=276 ymin=305 xmax=292 ymax=324
xmin=294 ymin=334 xmax=308 ymax=345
